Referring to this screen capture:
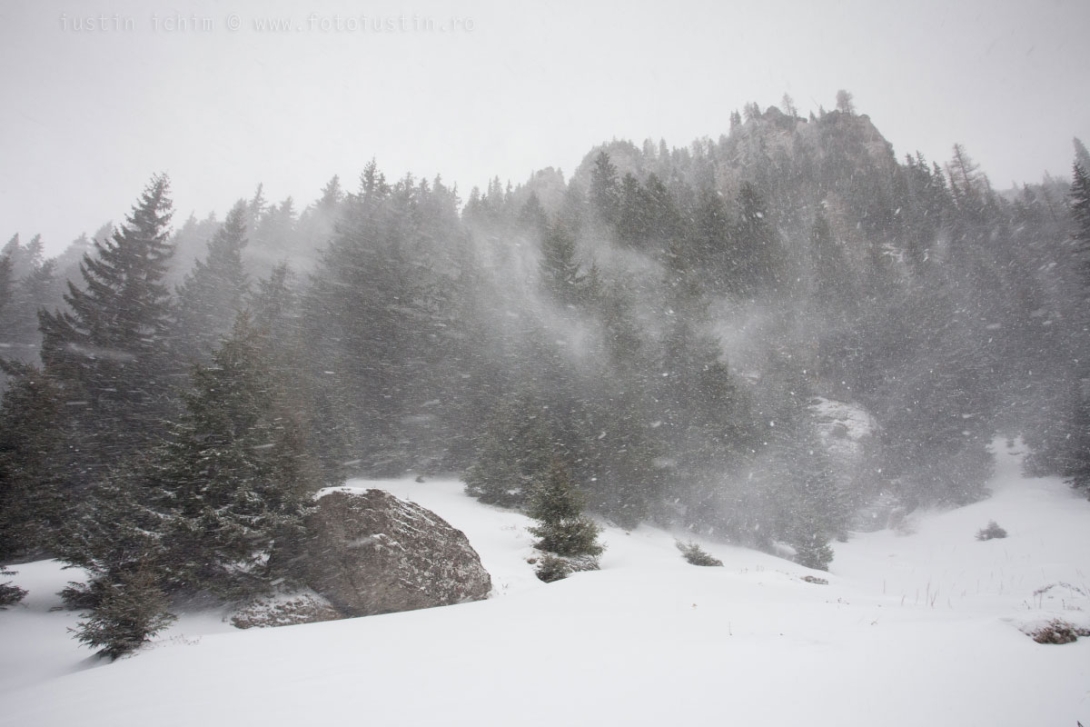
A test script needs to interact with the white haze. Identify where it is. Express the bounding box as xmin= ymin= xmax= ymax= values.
xmin=2 ymin=0 xmax=1089 ymax=255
